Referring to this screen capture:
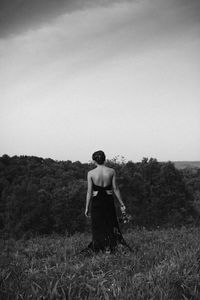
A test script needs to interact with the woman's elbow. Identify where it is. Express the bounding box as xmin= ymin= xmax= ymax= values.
xmin=113 ymin=187 xmax=119 ymax=193
xmin=87 ymin=190 xmax=92 ymax=197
